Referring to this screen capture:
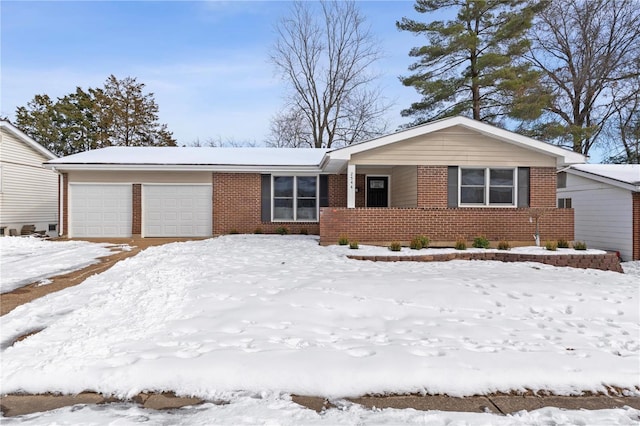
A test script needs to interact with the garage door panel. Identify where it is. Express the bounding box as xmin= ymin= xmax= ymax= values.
xmin=70 ymin=184 xmax=132 ymax=238
xmin=143 ymin=185 xmax=212 ymax=237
